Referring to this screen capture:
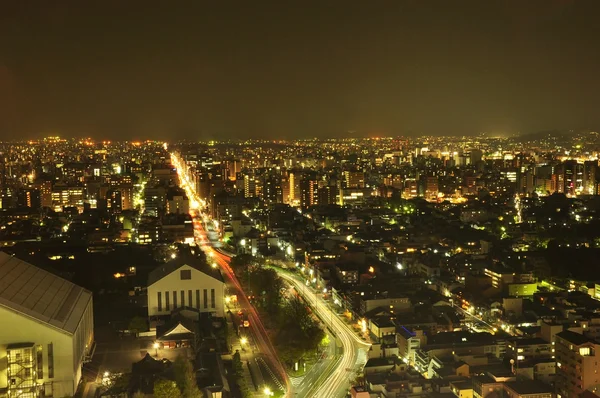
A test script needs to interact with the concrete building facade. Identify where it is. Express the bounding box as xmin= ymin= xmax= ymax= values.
xmin=147 ymin=255 xmax=225 ymax=318
xmin=0 ymin=252 xmax=94 ymax=398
